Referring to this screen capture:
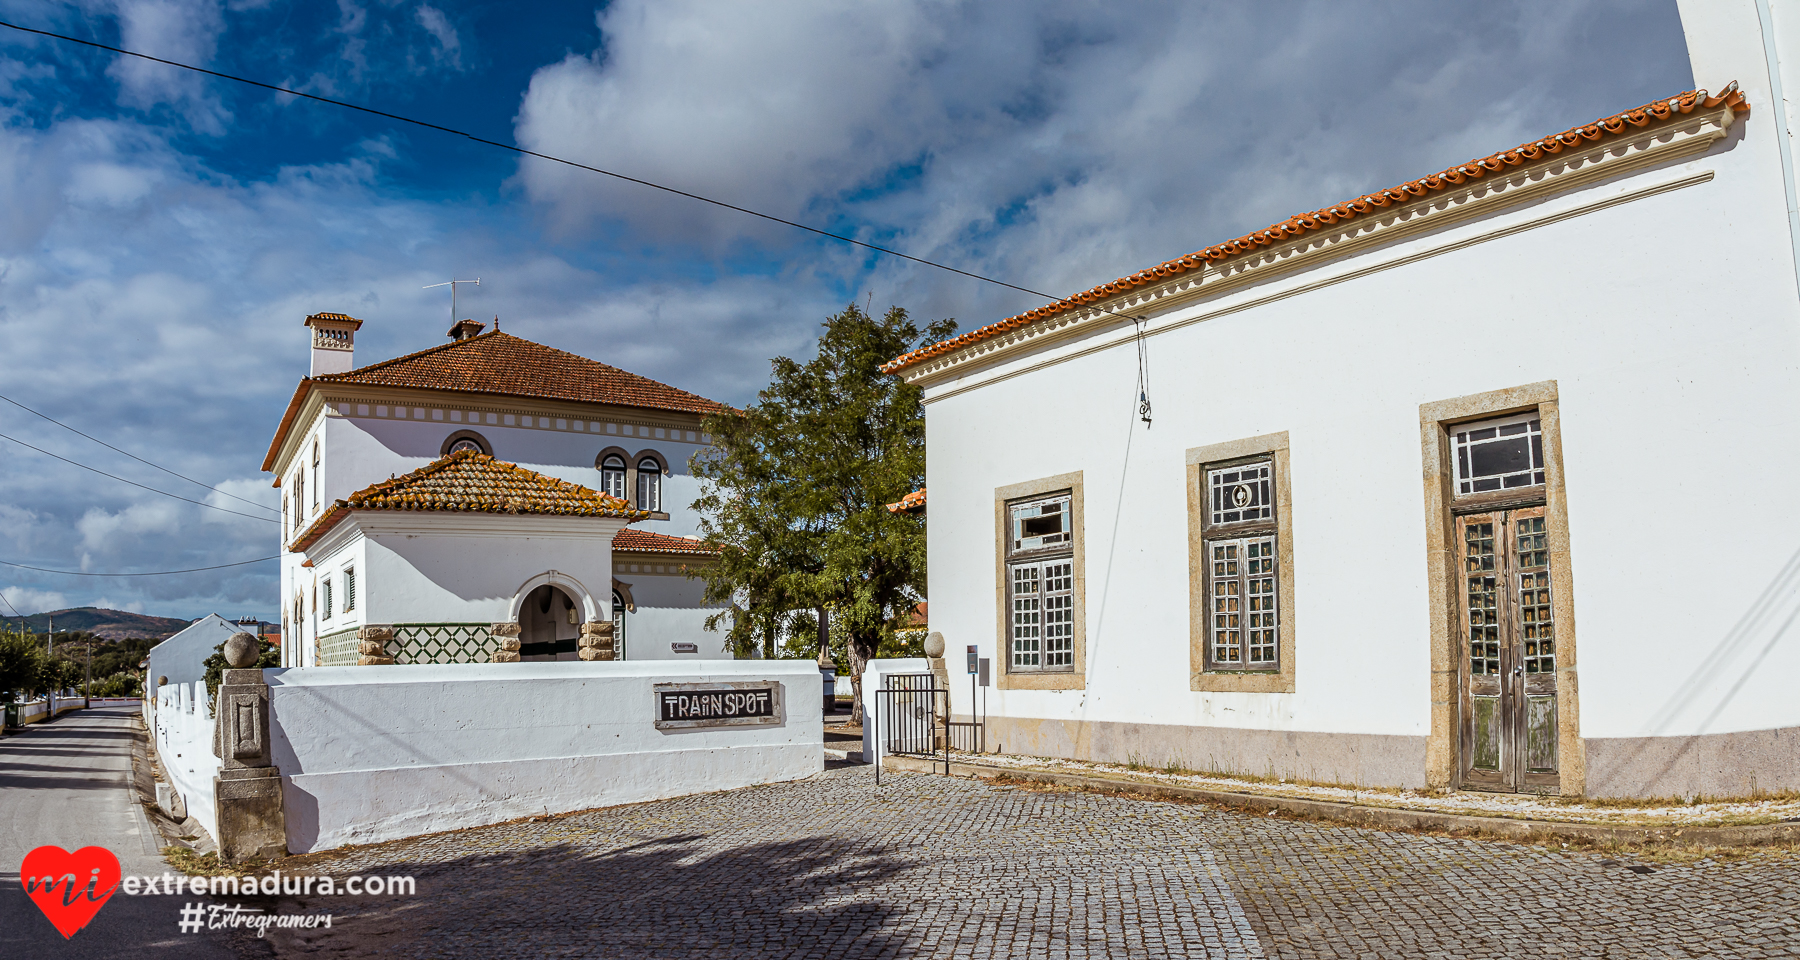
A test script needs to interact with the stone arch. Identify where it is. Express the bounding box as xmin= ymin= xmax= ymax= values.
xmin=506 ymin=570 xmax=603 ymax=624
